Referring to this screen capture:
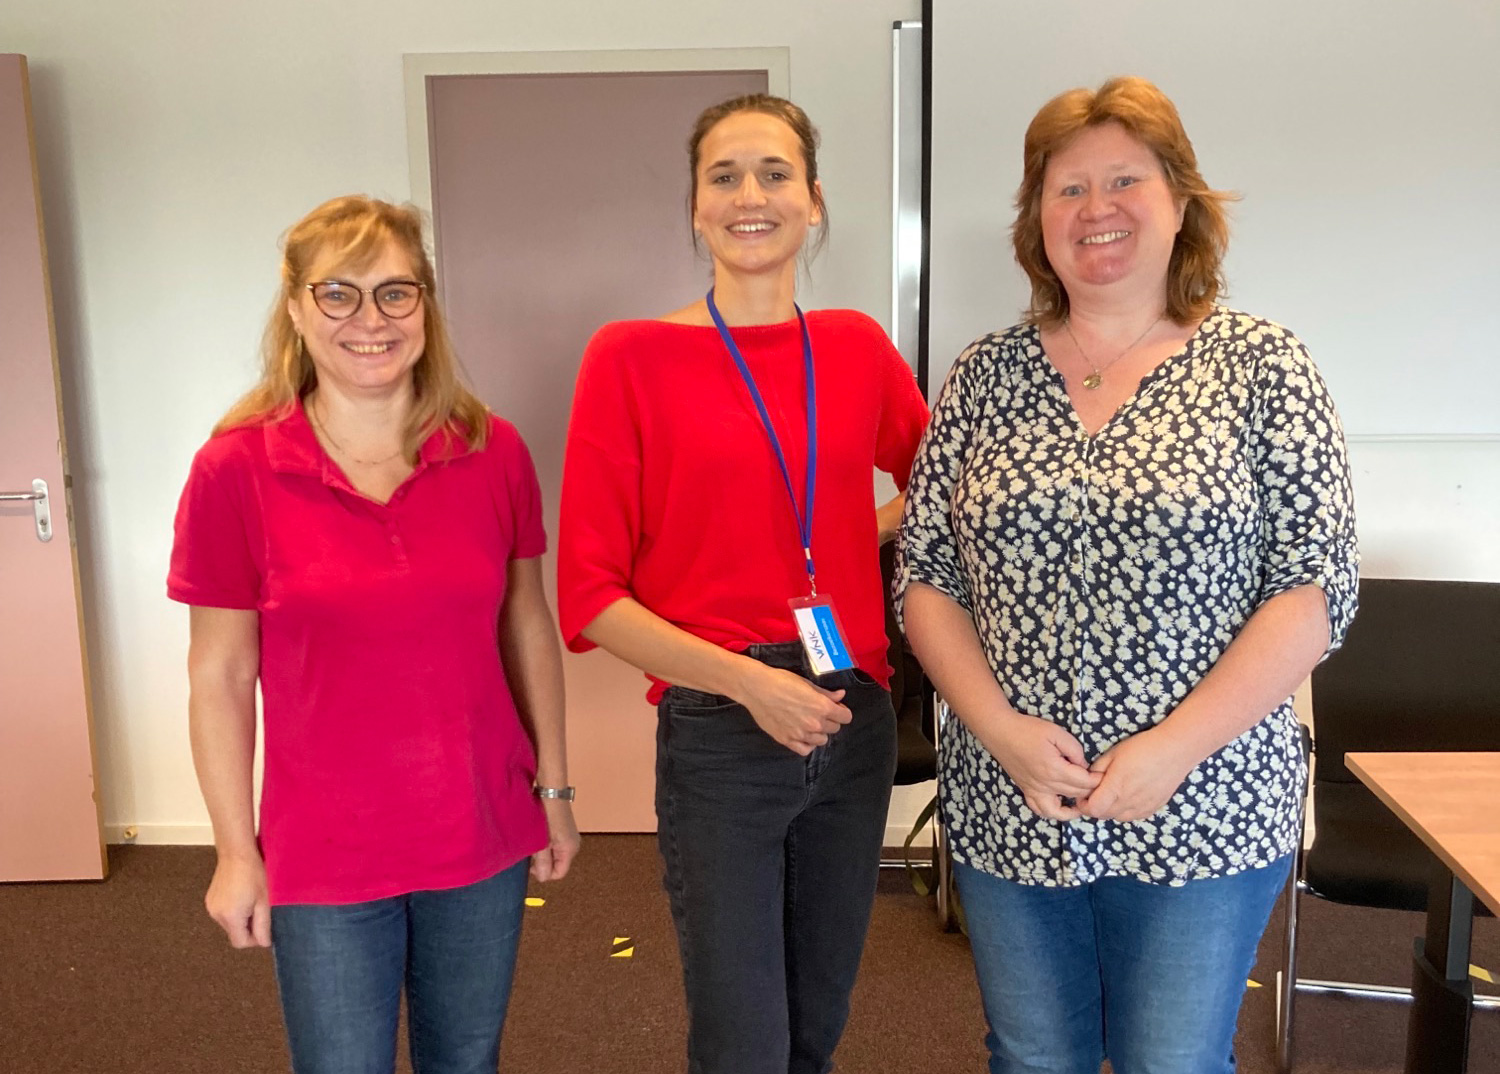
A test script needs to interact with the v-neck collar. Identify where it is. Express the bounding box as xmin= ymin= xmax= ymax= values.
xmin=1032 ymin=309 xmax=1216 ymax=439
